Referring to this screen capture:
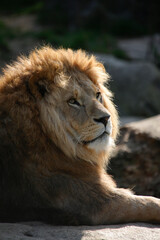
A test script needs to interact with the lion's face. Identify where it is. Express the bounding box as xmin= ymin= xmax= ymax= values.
xmin=40 ymin=77 xmax=115 ymax=163
xmin=36 ymin=49 xmax=118 ymax=164
xmin=63 ymin=75 xmax=113 ymax=152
